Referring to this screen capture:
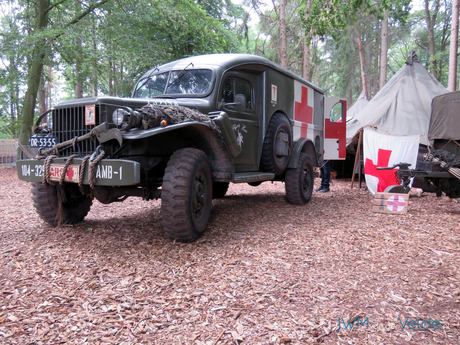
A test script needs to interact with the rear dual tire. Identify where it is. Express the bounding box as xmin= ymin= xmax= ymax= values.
xmin=285 ymin=153 xmax=314 ymax=205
